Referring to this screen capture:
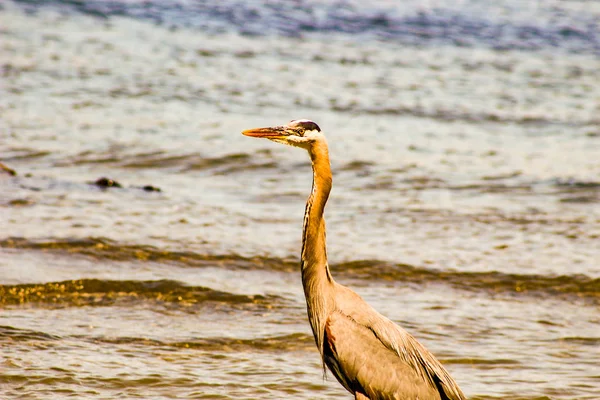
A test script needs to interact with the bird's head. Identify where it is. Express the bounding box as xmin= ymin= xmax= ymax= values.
xmin=242 ymin=119 xmax=323 ymax=149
